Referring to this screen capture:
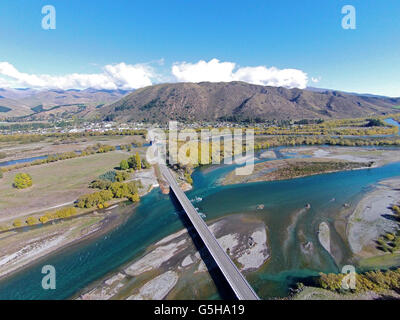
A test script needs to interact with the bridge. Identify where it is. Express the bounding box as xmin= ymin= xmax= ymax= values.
xmin=159 ymin=164 xmax=260 ymax=300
